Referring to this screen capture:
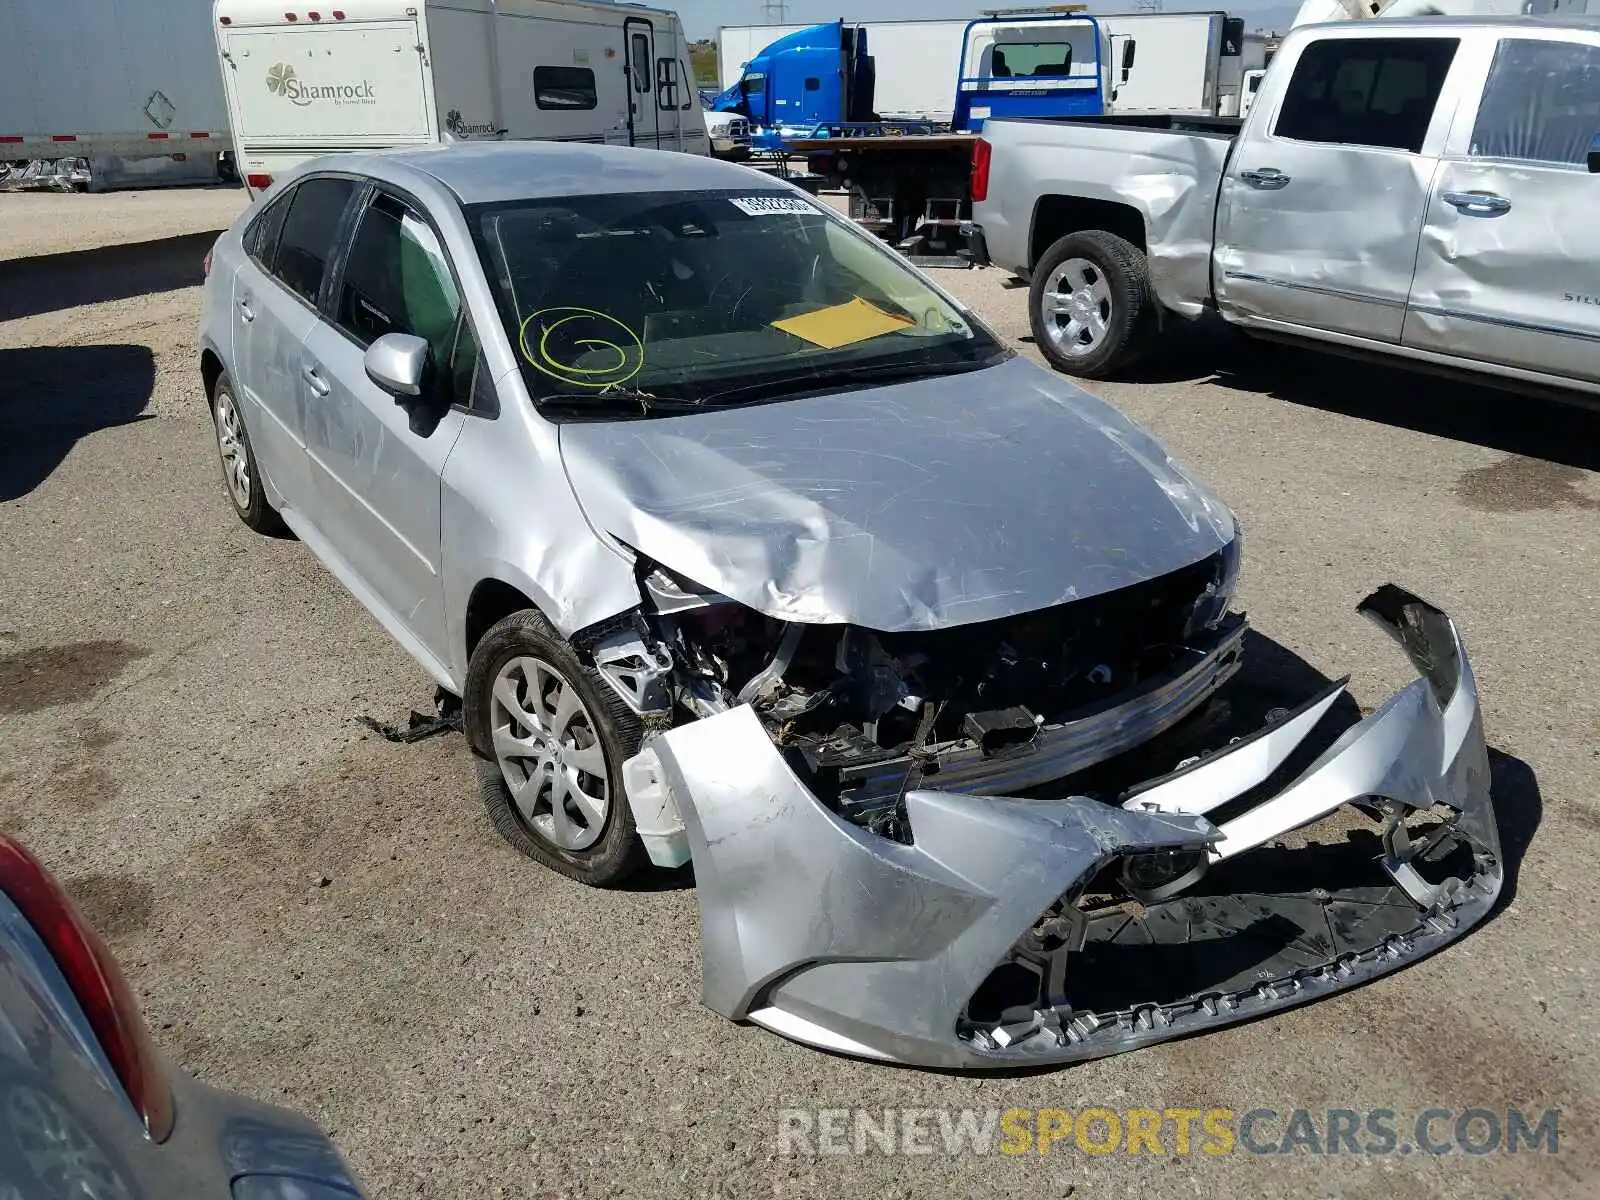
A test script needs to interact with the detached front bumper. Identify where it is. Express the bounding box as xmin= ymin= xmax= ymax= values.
xmin=633 ymin=586 xmax=1501 ymax=1069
